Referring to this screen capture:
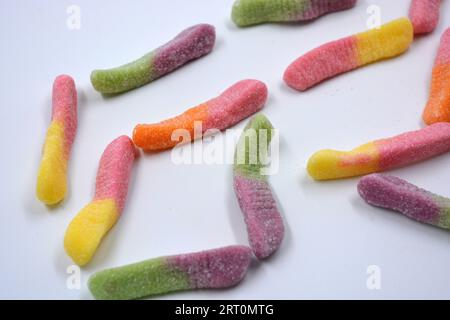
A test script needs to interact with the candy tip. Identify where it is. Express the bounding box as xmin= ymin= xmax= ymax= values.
xmin=283 ymin=66 xmax=307 ymax=91
xmin=36 ymin=167 xmax=67 ymax=205
xmin=54 ymin=74 xmax=75 ymax=84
